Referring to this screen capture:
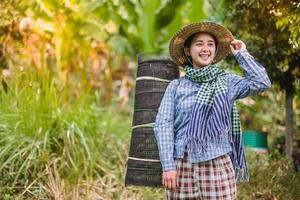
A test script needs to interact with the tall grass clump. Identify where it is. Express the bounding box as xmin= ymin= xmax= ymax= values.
xmin=0 ymin=69 xmax=132 ymax=198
